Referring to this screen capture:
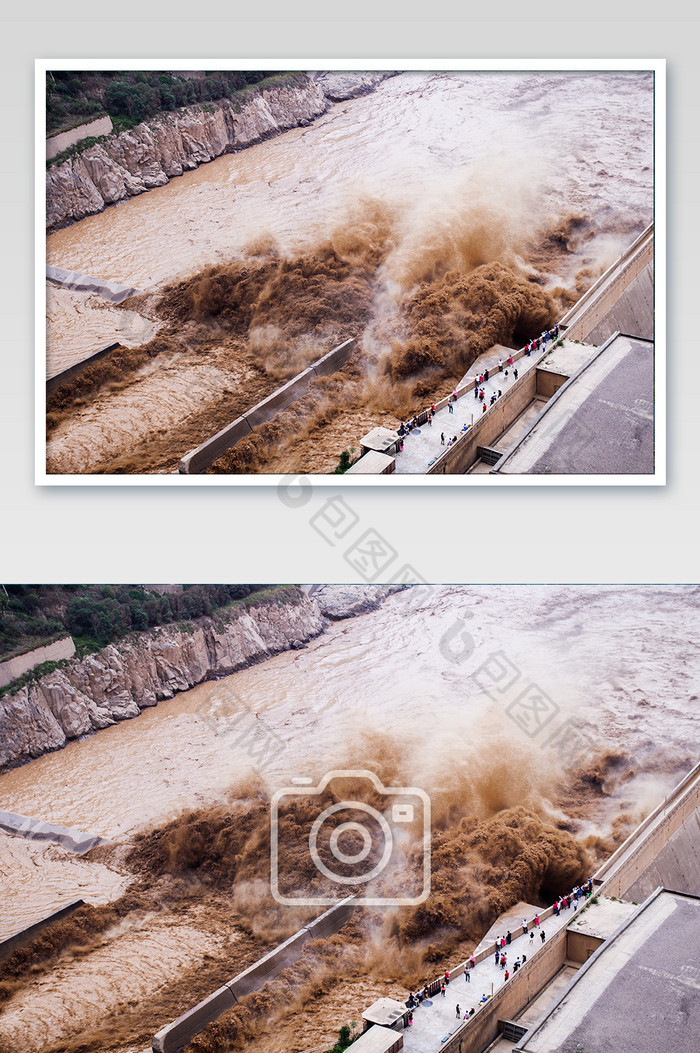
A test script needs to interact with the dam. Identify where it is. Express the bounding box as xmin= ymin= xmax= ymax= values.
xmin=346 ymin=223 xmax=656 ymax=477
xmin=45 ymin=70 xmax=654 ymax=476
xmin=350 ymin=759 xmax=700 ymax=1053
